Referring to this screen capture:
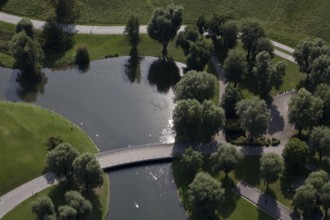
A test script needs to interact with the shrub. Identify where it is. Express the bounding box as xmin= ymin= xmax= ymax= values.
xmin=75 ymin=46 xmax=90 ymax=64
